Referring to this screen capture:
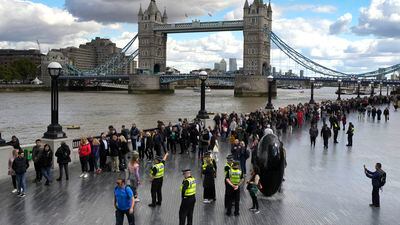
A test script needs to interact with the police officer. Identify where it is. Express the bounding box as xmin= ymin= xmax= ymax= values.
xmin=346 ymin=123 xmax=355 ymax=147
xmin=179 ymin=169 xmax=196 ymax=225
xmin=226 ymin=161 xmax=244 ymax=216
xmin=224 ymin=155 xmax=233 ymax=209
xmin=148 ymin=153 xmax=168 ymax=207
xmin=332 ymin=118 xmax=340 ymax=144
